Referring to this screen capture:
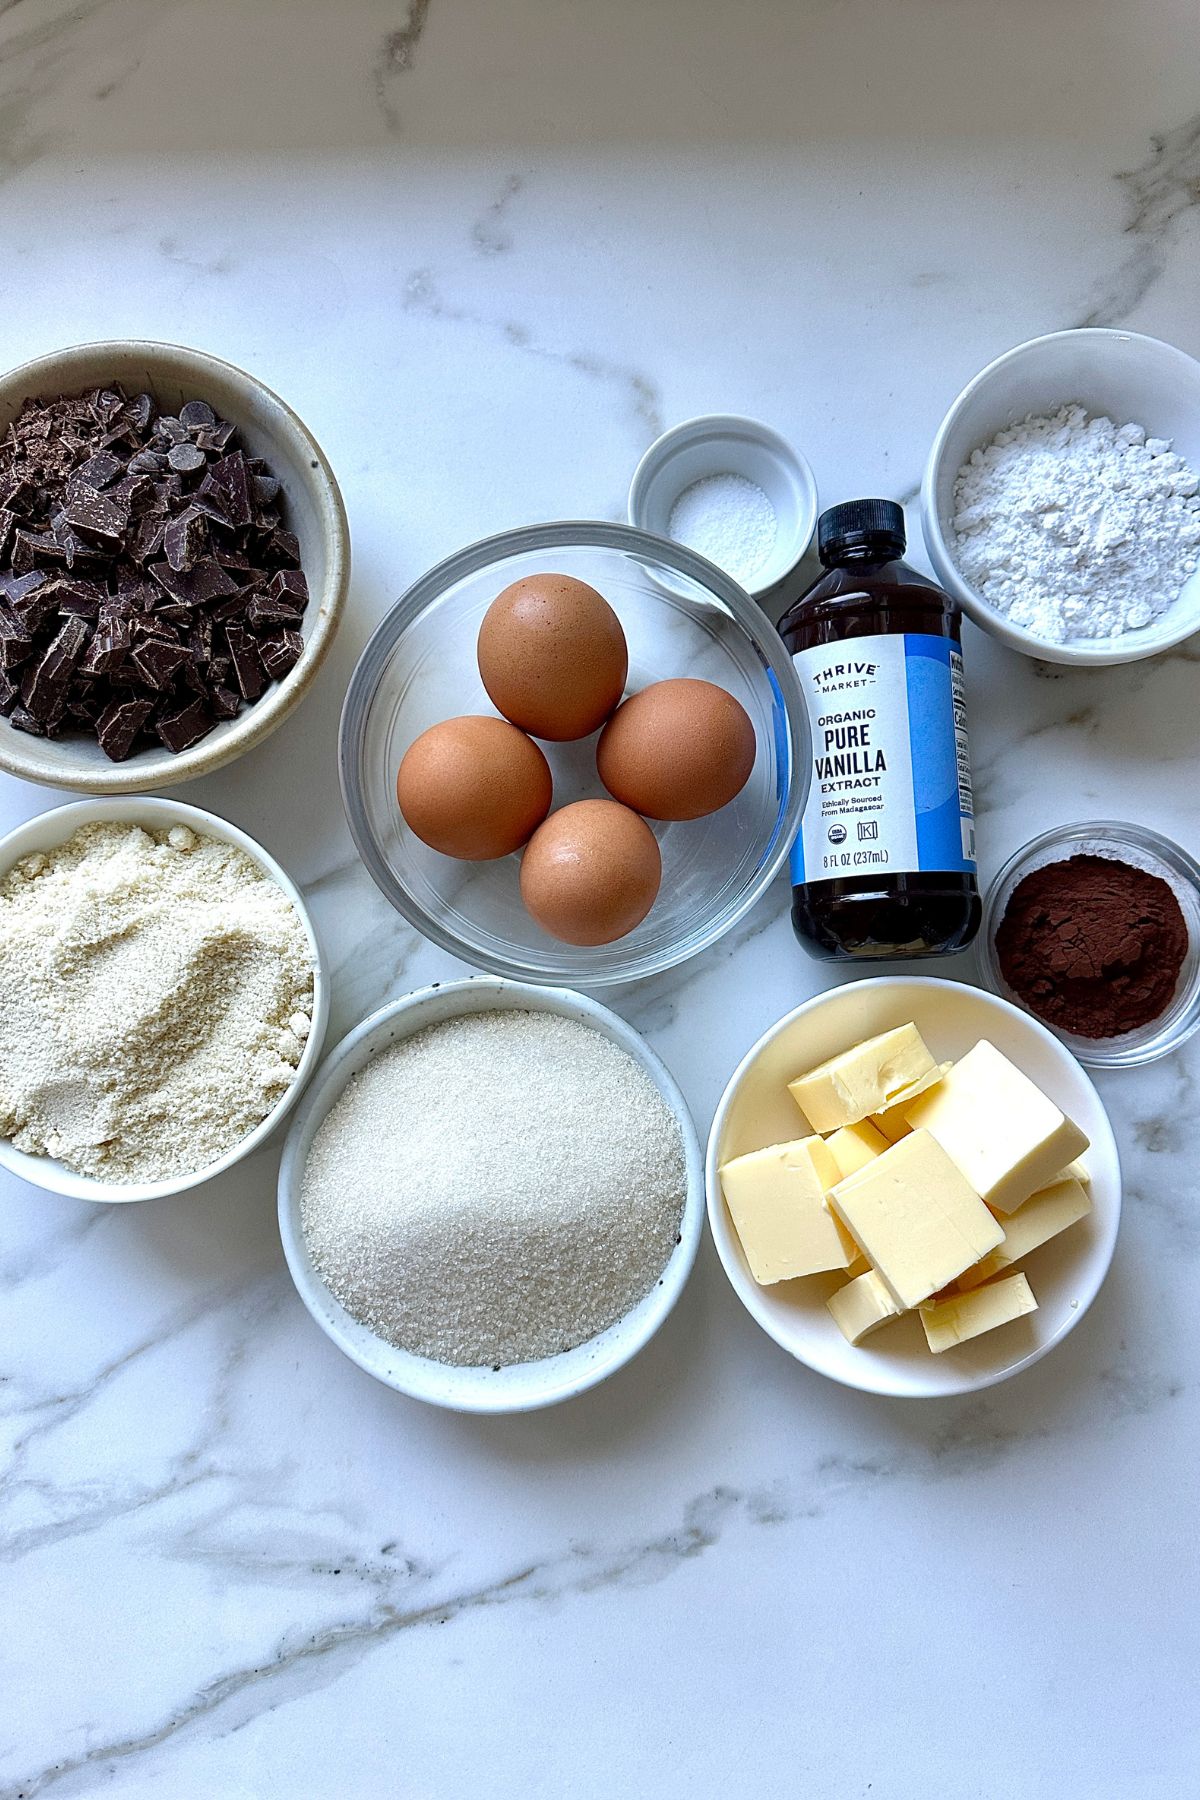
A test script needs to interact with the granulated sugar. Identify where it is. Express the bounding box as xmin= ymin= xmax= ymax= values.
xmin=300 ymin=1009 xmax=687 ymax=1367
xmin=0 ymin=821 xmax=313 ymax=1181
